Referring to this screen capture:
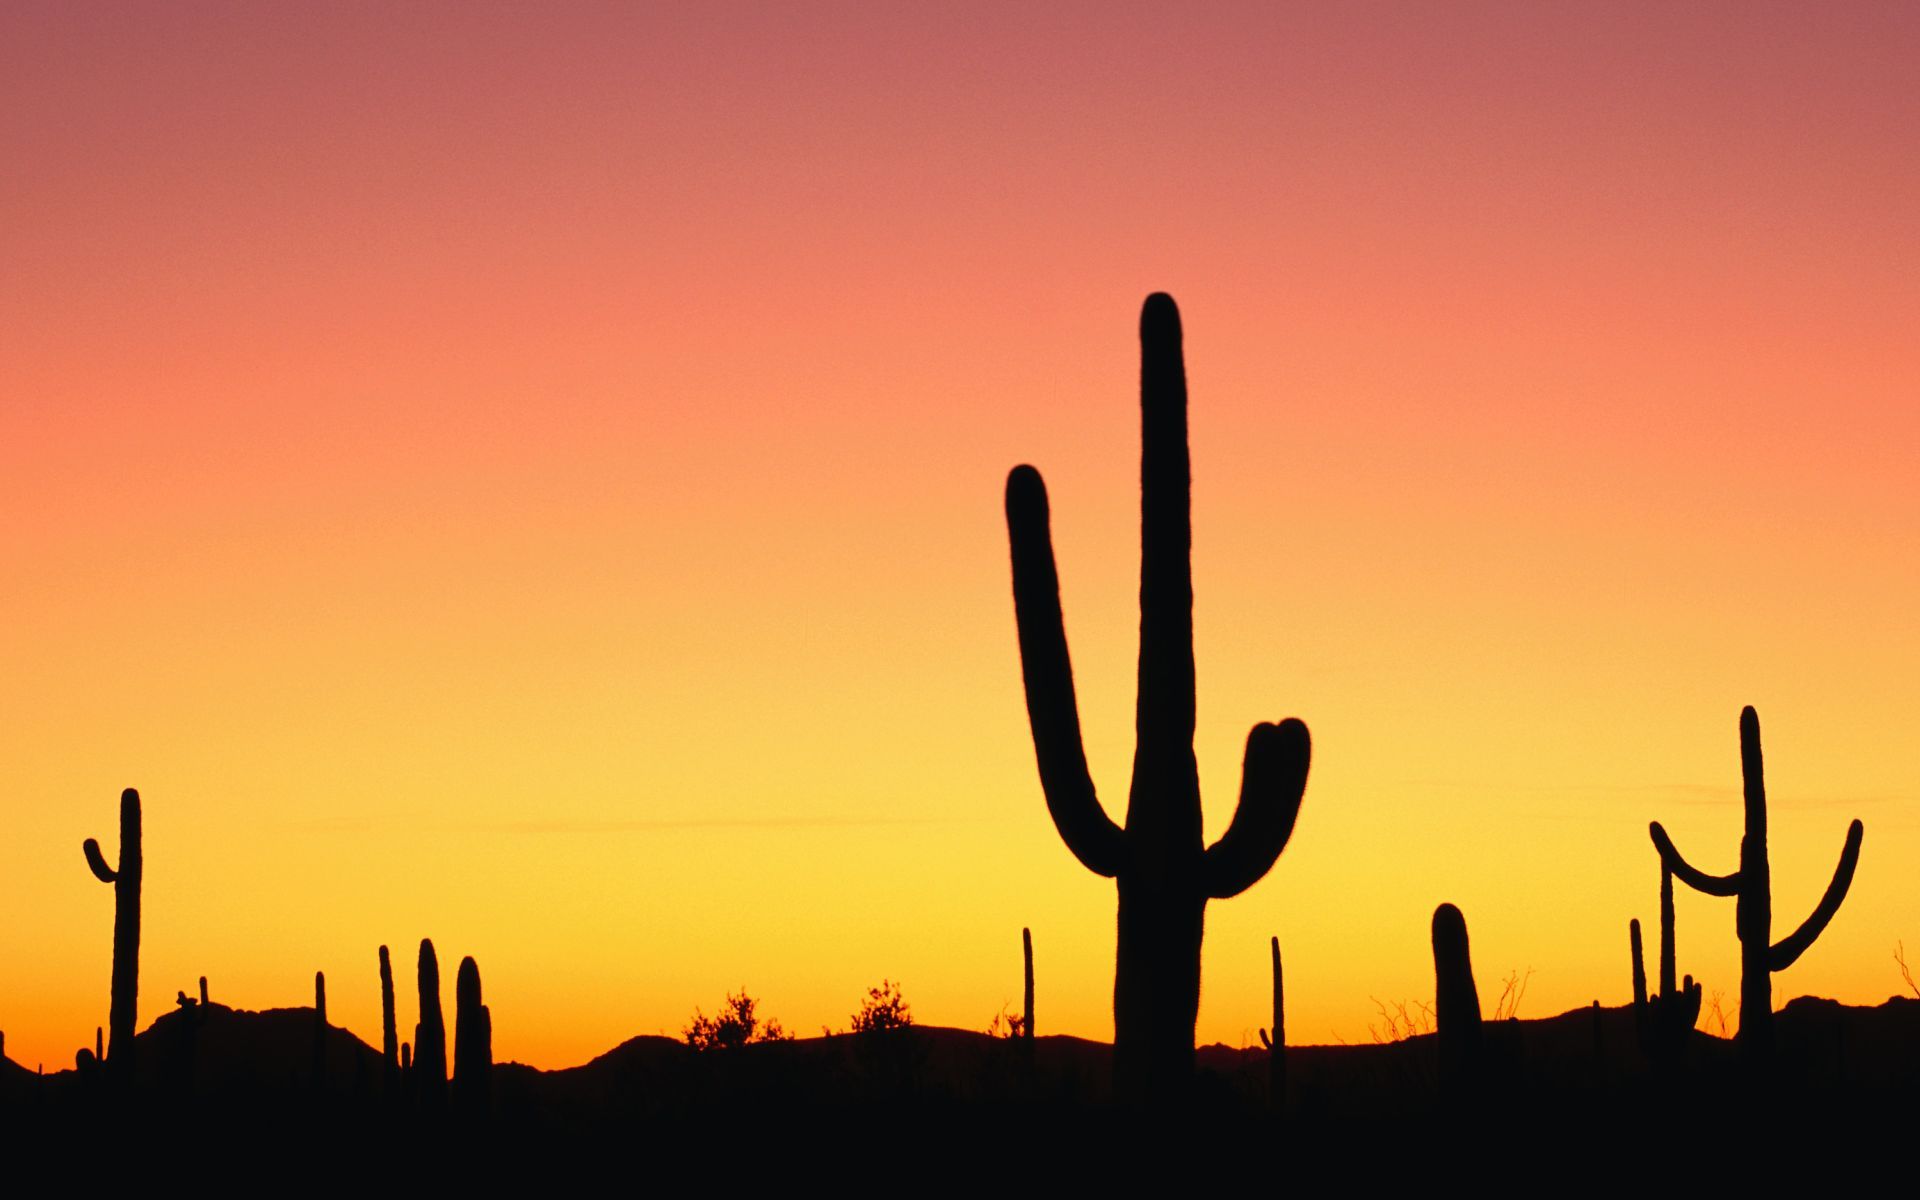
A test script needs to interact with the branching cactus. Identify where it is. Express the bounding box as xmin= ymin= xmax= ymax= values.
xmin=1005 ymin=293 xmax=1312 ymax=1098
xmin=1649 ymin=707 xmax=1864 ymax=1056
xmin=1629 ymin=865 xmax=1701 ymax=1069
xmin=82 ymin=789 xmax=141 ymax=1081
xmin=413 ymin=939 xmax=448 ymax=1113
xmin=379 ymin=945 xmax=400 ymax=1097
xmin=1256 ymin=936 xmax=1286 ymax=1109
xmin=1432 ymin=904 xmax=1482 ymax=1095
xmin=452 ymin=956 xmax=493 ymax=1120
